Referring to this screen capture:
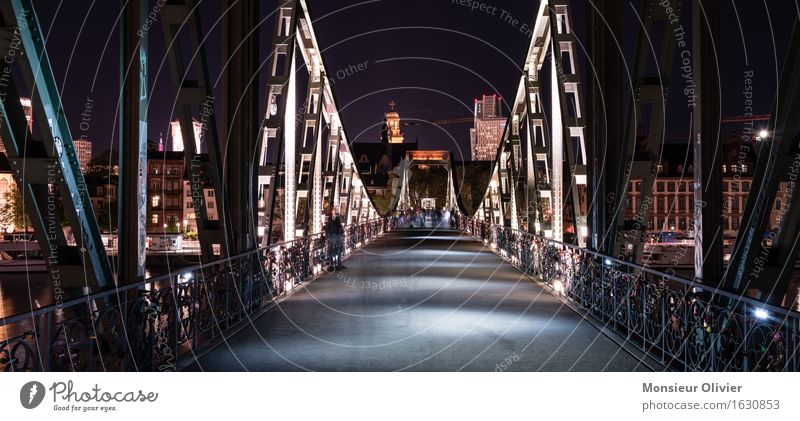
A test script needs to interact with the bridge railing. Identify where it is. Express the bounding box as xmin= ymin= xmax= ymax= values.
xmin=457 ymin=216 xmax=800 ymax=372
xmin=0 ymin=219 xmax=387 ymax=372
